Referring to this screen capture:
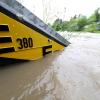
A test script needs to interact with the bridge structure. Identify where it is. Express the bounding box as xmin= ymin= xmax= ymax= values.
xmin=0 ymin=0 xmax=70 ymax=63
